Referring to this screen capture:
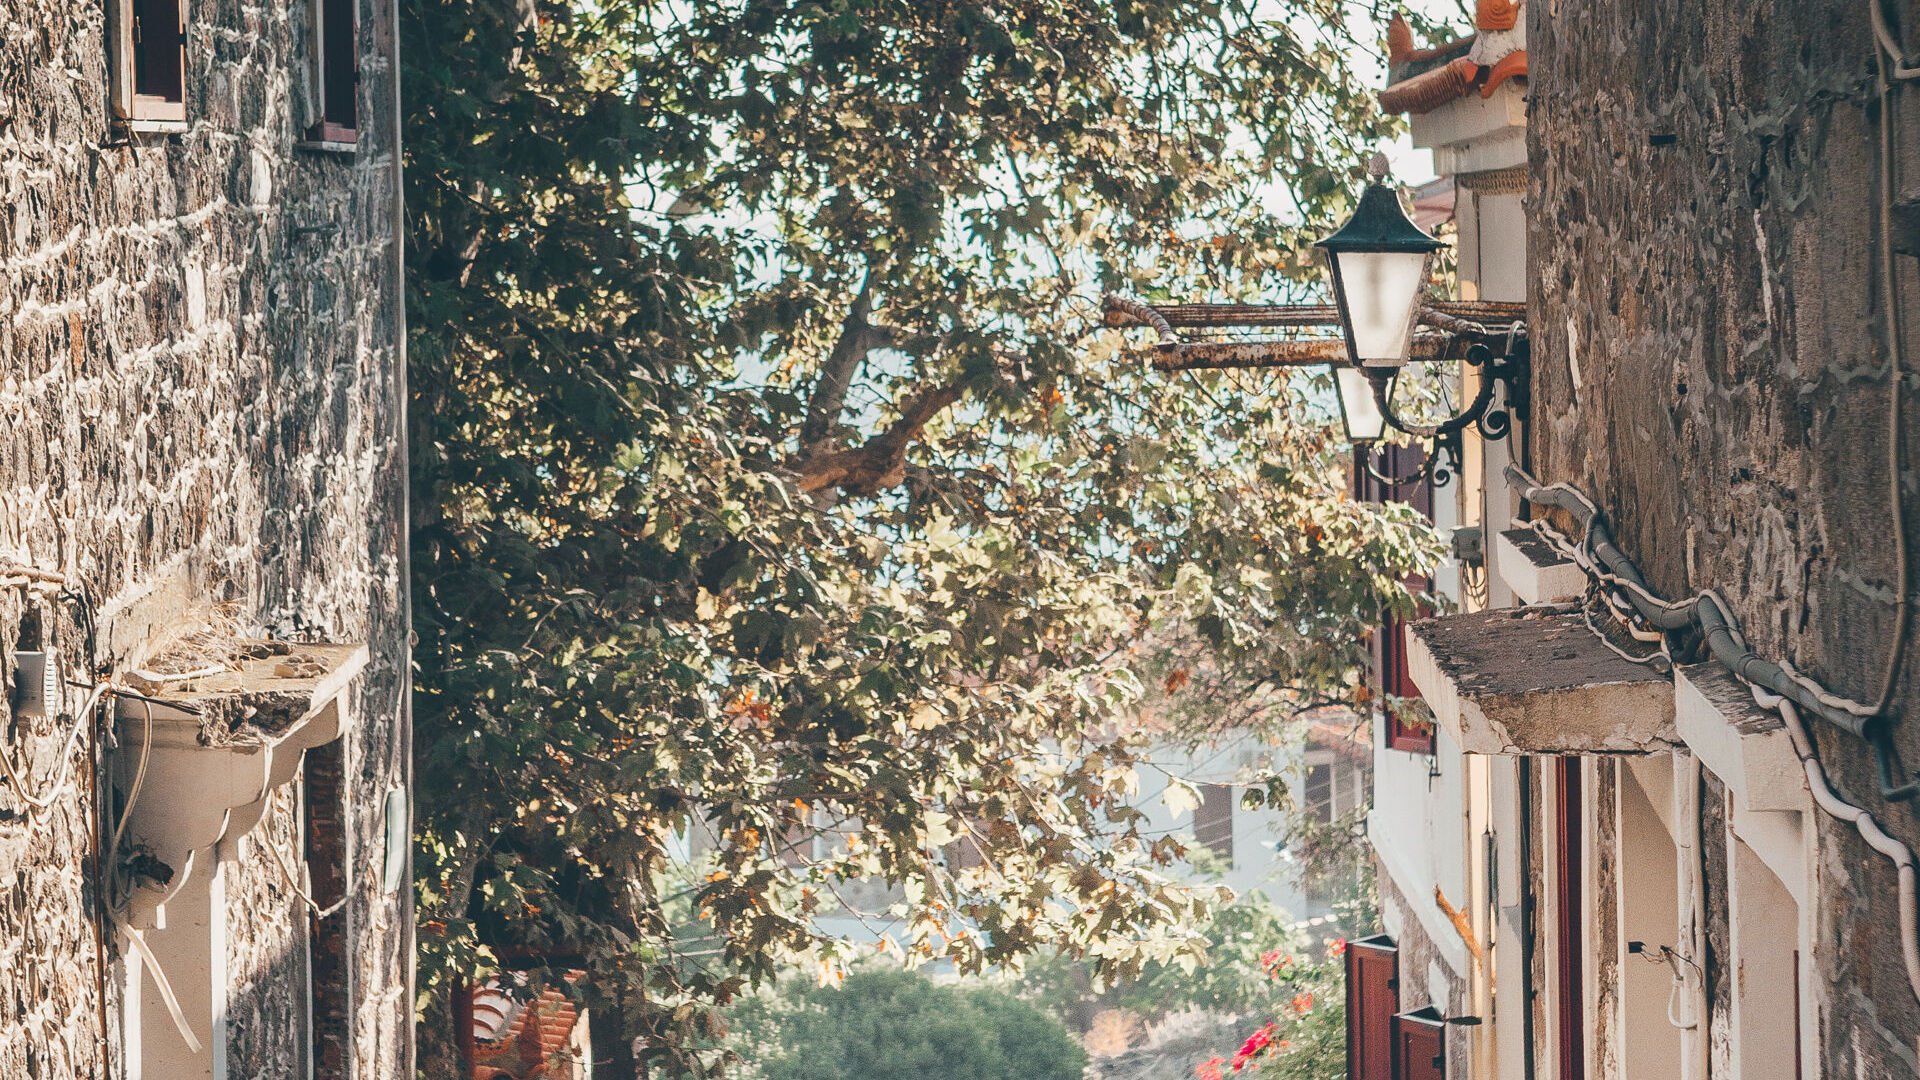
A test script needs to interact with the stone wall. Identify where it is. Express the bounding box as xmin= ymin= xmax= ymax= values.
xmin=1374 ymin=863 xmax=1472 ymax=1077
xmin=1528 ymin=0 xmax=1920 ymax=1073
xmin=0 ymin=0 xmax=409 ymax=1075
